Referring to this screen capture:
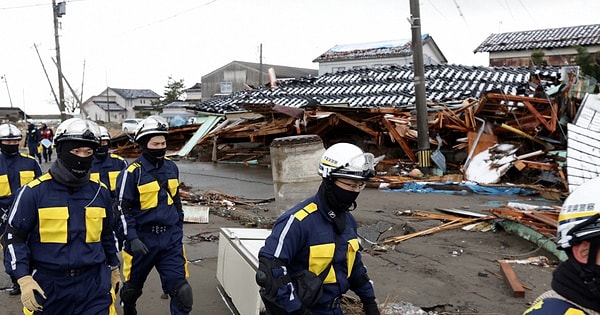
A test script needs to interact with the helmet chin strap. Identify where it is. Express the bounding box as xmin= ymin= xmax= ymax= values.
xmin=576 ymin=238 xmax=600 ymax=296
